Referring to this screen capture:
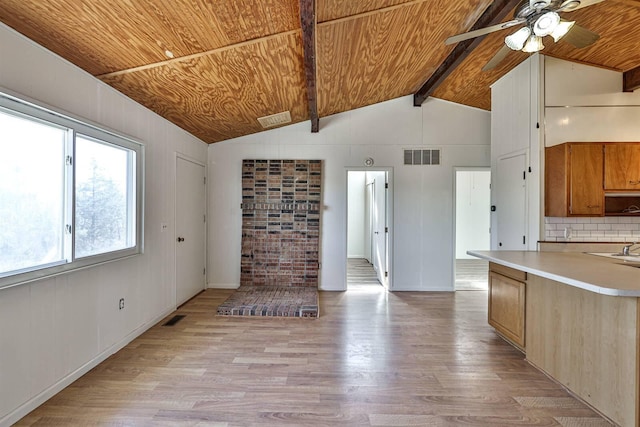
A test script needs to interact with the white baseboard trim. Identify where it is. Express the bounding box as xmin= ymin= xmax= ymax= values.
xmin=0 ymin=306 xmax=175 ymax=427
xmin=347 ymin=255 xmax=366 ymax=259
xmin=394 ymin=287 xmax=454 ymax=292
xmin=207 ymin=282 xmax=239 ymax=289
